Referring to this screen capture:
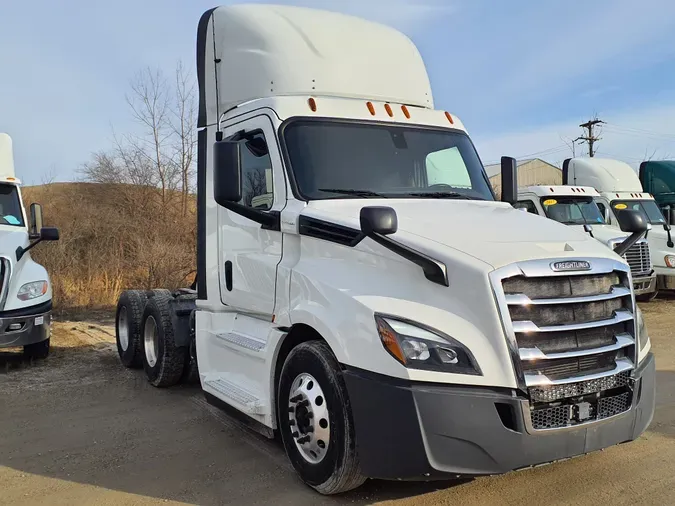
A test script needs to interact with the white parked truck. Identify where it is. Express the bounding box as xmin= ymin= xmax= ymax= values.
xmin=516 ymin=185 xmax=657 ymax=300
xmin=114 ymin=4 xmax=656 ymax=495
xmin=563 ymin=157 xmax=675 ymax=293
xmin=0 ymin=133 xmax=60 ymax=358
